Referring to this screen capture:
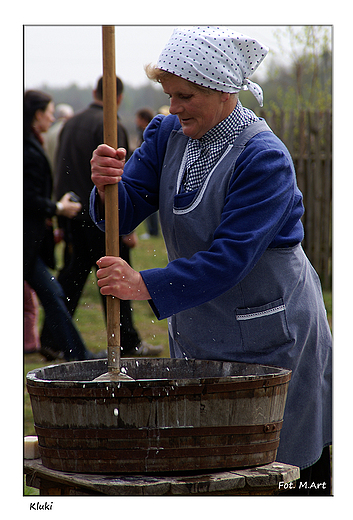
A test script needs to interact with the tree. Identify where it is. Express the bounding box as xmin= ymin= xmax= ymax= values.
xmin=266 ymin=26 xmax=332 ymax=111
